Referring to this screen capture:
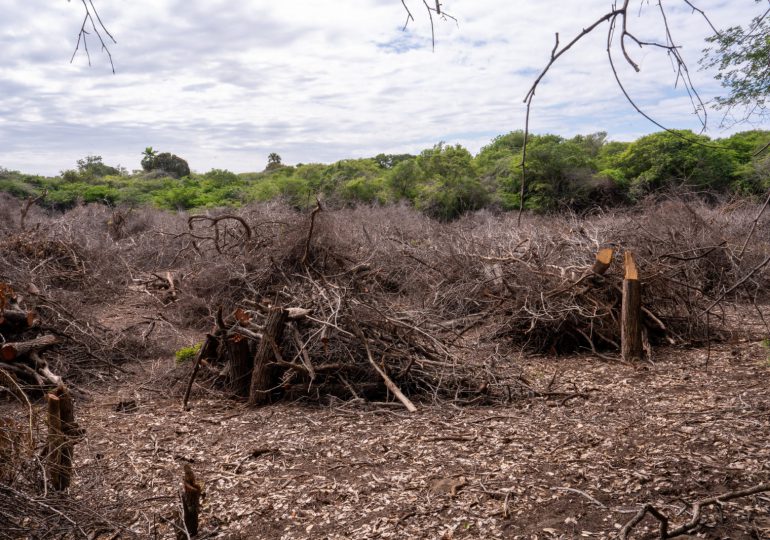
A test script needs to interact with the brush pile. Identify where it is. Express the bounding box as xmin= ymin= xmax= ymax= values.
xmin=179 ymin=198 xmax=769 ymax=407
